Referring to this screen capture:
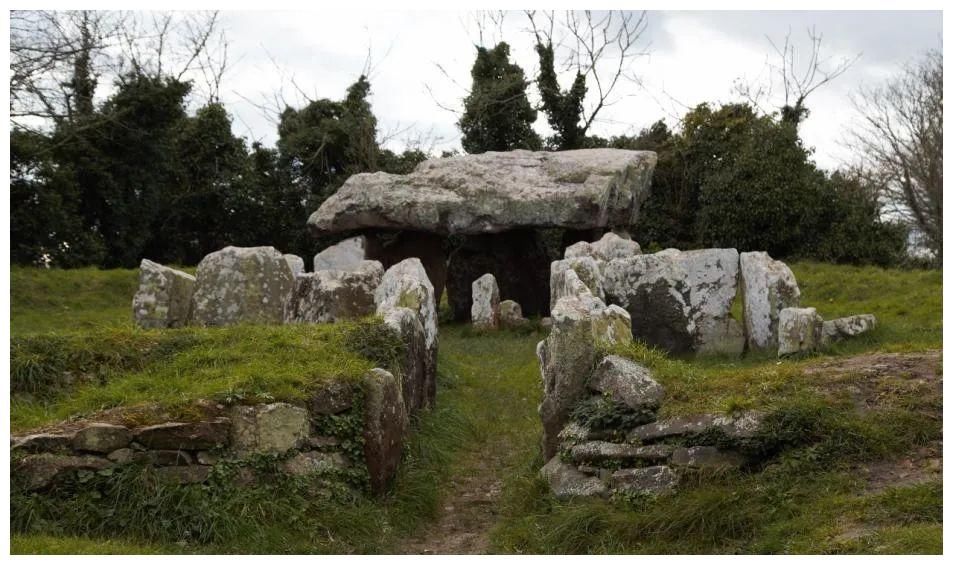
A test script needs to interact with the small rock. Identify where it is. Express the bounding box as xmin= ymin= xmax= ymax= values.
xmin=15 ymin=453 xmax=112 ymax=491
xmin=71 ymin=423 xmax=131 ymax=454
xmin=610 ymin=465 xmax=678 ymax=495
xmin=309 ymin=381 xmax=355 ymax=415
xmin=821 ymin=314 xmax=877 ymax=346
xmin=135 ymin=419 xmax=230 ymax=451
xmin=570 ymin=441 xmax=674 ymax=464
xmin=540 ymin=456 xmax=608 ymax=499
xmin=778 ymin=307 xmax=823 ymax=356
xmin=154 ymin=465 xmax=210 ymax=485
xmin=281 ymin=451 xmax=349 ymax=476
xmin=230 ymin=403 xmax=310 ymax=454
xmin=588 ymin=355 xmax=664 ymax=412
xmin=306 ymin=436 xmax=341 ymax=450
xmin=195 ymin=451 xmax=219 ymax=466
xmin=137 ymin=450 xmax=193 ymax=466
xmin=499 ymin=300 xmax=528 ymax=328
xmin=107 ymin=448 xmax=136 ymax=464
xmin=11 ymin=433 xmax=74 ymax=453
xmin=671 ymin=446 xmax=745 ymax=470
xmin=629 ymin=411 xmax=764 ymax=443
